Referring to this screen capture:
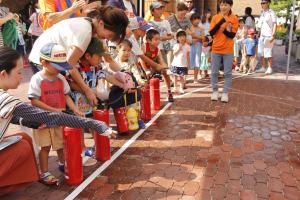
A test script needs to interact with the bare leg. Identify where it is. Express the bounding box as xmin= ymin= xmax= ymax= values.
xmin=56 ymin=149 xmax=64 ymax=164
xmin=194 ymin=69 xmax=199 ymax=81
xmin=39 ymin=146 xmax=51 ymax=173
